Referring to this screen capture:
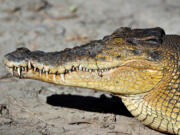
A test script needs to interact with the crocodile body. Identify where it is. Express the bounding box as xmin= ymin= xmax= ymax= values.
xmin=3 ymin=27 xmax=180 ymax=134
